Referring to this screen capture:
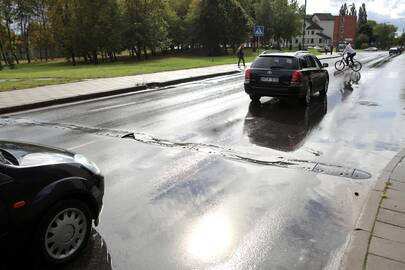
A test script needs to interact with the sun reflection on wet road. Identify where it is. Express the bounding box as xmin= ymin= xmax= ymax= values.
xmin=185 ymin=211 xmax=234 ymax=262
